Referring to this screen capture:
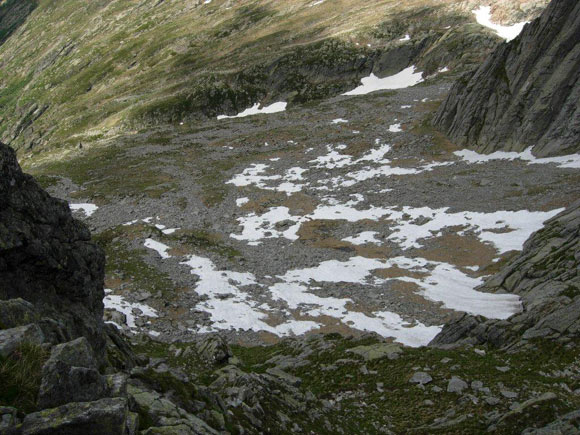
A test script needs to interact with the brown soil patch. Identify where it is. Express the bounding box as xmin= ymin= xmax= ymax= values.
xmin=297 ymin=220 xmax=353 ymax=251
xmin=374 ymin=266 xmax=429 ymax=280
xmin=282 ymin=193 xmax=317 ymax=215
xmin=387 ymin=281 xmax=446 ymax=310
xmin=167 ymin=306 xmax=188 ymax=321
xmin=419 ymin=234 xmax=497 ymax=268
xmin=415 ymin=100 xmax=442 ymax=113
xmin=344 ymin=300 xmax=382 ymax=314
xmin=354 ymin=245 xmax=392 ymax=259
xmin=168 ymin=245 xmax=190 ymax=257
xmin=241 ymin=193 xmax=280 ymax=214
xmin=345 ymin=139 xmax=375 ymax=157
xmin=104 ymin=276 xmax=125 ymax=290
xmin=391 ymin=157 xmax=422 ymax=168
